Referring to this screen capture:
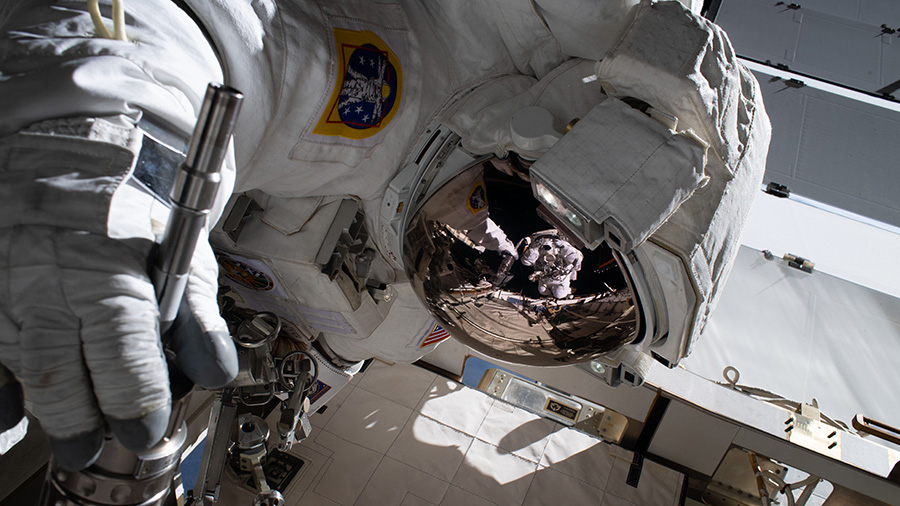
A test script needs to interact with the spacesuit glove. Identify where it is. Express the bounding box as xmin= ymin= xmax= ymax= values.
xmin=167 ymin=228 xmax=238 ymax=391
xmin=476 ymin=218 xmax=519 ymax=259
xmin=0 ymin=226 xmax=237 ymax=471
